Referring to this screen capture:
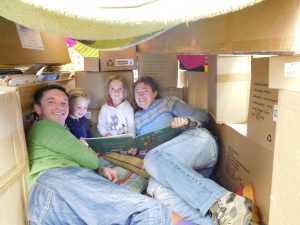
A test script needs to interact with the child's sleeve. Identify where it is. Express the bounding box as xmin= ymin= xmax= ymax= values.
xmin=126 ymin=104 xmax=135 ymax=136
xmin=97 ymin=105 xmax=108 ymax=136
